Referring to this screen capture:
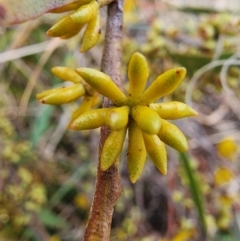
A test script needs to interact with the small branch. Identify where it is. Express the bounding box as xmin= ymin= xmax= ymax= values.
xmin=84 ymin=1 xmax=123 ymax=240
xmin=0 ymin=40 xmax=59 ymax=63
xmin=101 ymin=0 xmax=123 ymax=90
